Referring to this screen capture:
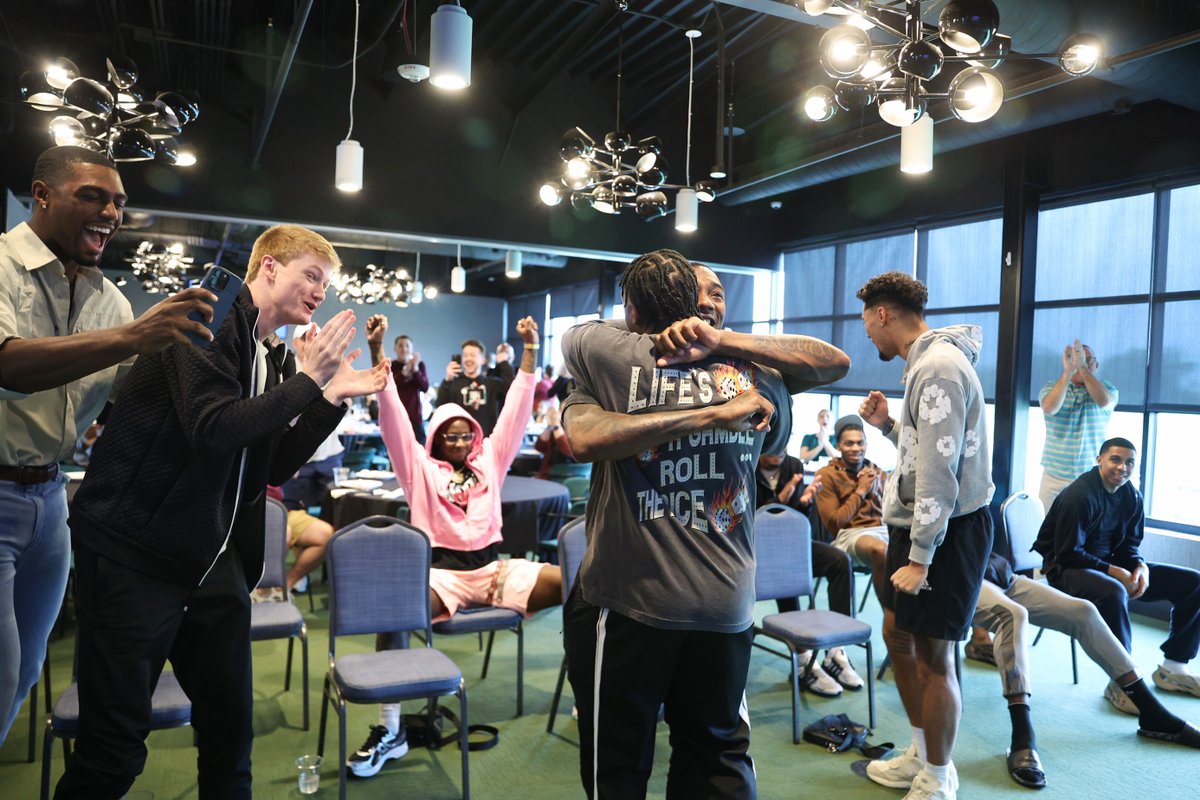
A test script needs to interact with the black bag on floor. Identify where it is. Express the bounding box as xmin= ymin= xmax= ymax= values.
xmin=802 ymin=713 xmax=893 ymax=759
xmin=401 ymin=705 xmax=499 ymax=751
